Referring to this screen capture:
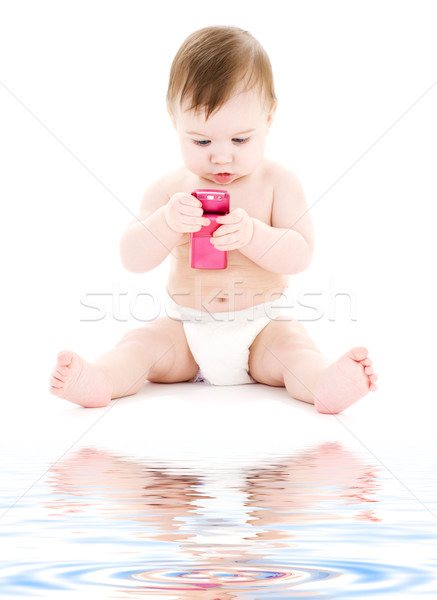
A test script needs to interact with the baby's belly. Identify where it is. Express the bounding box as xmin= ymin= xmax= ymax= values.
xmin=167 ymin=242 xmax=289 ymax=312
